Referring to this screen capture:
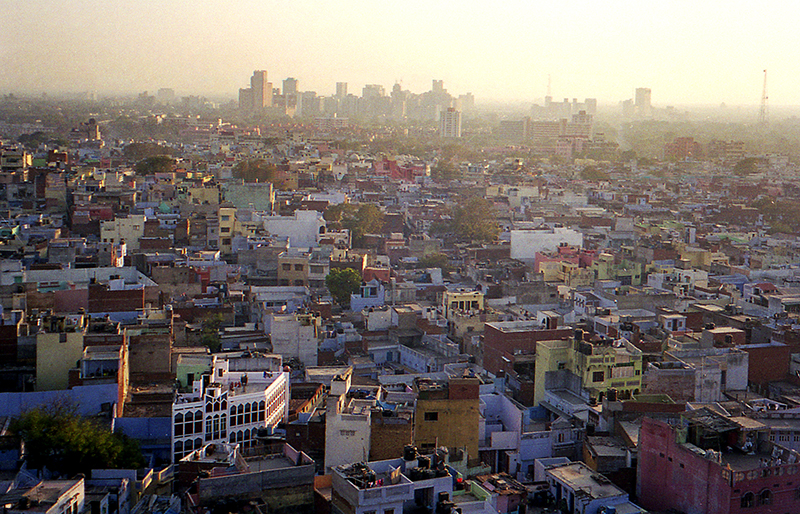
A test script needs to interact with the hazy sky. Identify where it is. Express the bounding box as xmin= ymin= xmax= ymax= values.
xmin=2 ymin=1 xmax=796 ymax=106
